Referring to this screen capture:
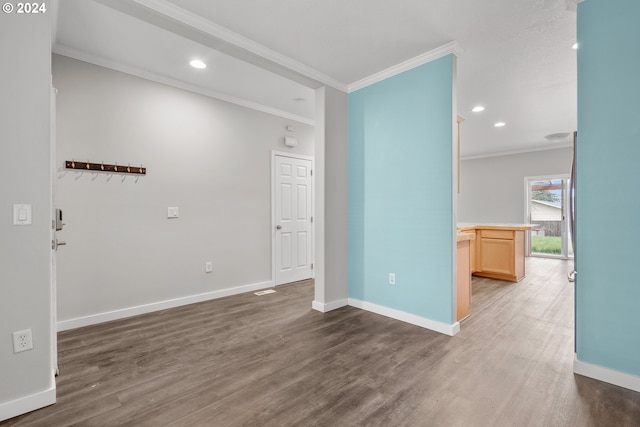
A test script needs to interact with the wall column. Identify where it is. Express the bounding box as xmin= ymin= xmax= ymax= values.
xmin=313 ymin=86 xmax=349 ymax=311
